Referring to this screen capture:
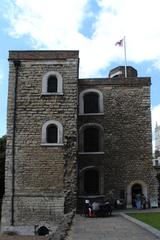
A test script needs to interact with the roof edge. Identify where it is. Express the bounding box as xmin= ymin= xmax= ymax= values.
xmin=8 ymin=50 xmax=79 ymax=60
